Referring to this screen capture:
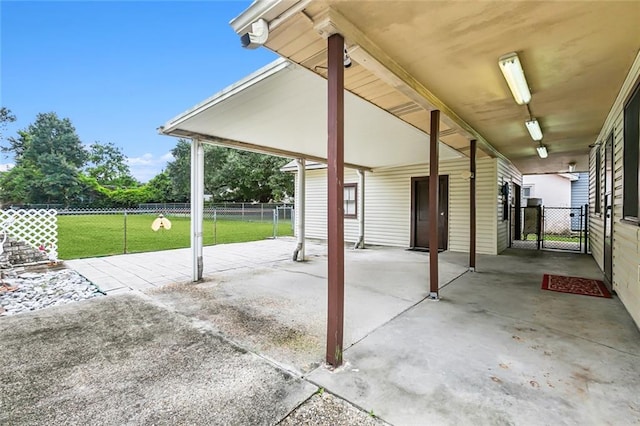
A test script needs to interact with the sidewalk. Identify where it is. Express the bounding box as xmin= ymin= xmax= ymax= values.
xmin=65 ymin=237 xmax=326 ymax=293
